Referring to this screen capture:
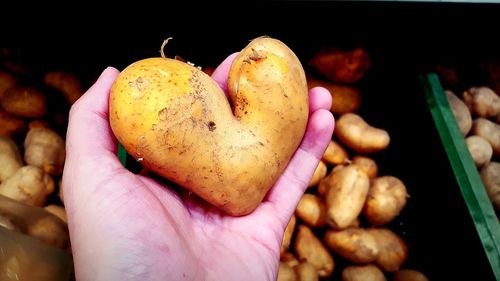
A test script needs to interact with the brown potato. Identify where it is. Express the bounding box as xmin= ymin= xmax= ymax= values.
xmin=445 ymin=90 xmax=472 ymax=136
xmin=368 ymin=228 xmax=408 ymax=272
xmin=471 ymin=118 xmax=500 ymax=156
xmin=296 ymin=194 xmax=326 ymax=228
xmin=278 ymin=262 xmax=298 ymax=281
xmin=393 ymin=269 xmax=429 ymax=281
xmin=24 ymin=126 xmax=66 ymax=176
xmin=0 ymin=136 xmax=23 ymax=182
xmin=308 ymin=161 xmax=327 ymax=187
xmin=0 ymin=166 xmax=54 ymax=206
xmin=463 ymin=87 xmax=500 ymax=118
xmin=364 ymin=176 xmax=408 ymax=226
xmin=480 ymin=161 xmax=500 ymax=210
xmin=44 ymin=205 xmax=67 ymax=224
xmin=335 ymin=113 xmax=390 ymax=154
xmin=309 ymin=47 xmax=370 ymax=84
xmin=58 ymin=178 xmax=64 ymax=205
xmin=1 ymin=86 xmax=47 ymax=118
xmin=0 ymin=71 xmax=17 ymax=98
xmin=294 ymin=262 xmax=319 ymax=281
xmin=465 ymin=135 xmax=493 ymax=167
xmin=342 ymin=264 xmax=387 ymax=281
xmin=27 ymin=215 xmax=69 ymax=249
xmin=351 ymin=155 xmax=378 ymax=179
xmin=349 ymin=218 xmax=361 ymax=228
xmin=294 ymin=225 xmax=335 ymax=277
xmin=44 ymin=71 xmax=84 ymax=104
xmin=281 ymin=215 xmax=297 ymax=254
xmin=281 ymin=251 xmax=300 ymax=268
xmin=307 ymin=77 xmax=361 ymax=115
xmin=324 ymin=165 xmax=370 ymax=229
xmin=0 ymin=110 xmax=25 ymax=137
xmin=322 ymin=140 xmax=349 ymax=165
xmin=324 ymin=228 xmax=379 ymax=263
xmin=109 ymin=37 xmax=308 ymax=216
